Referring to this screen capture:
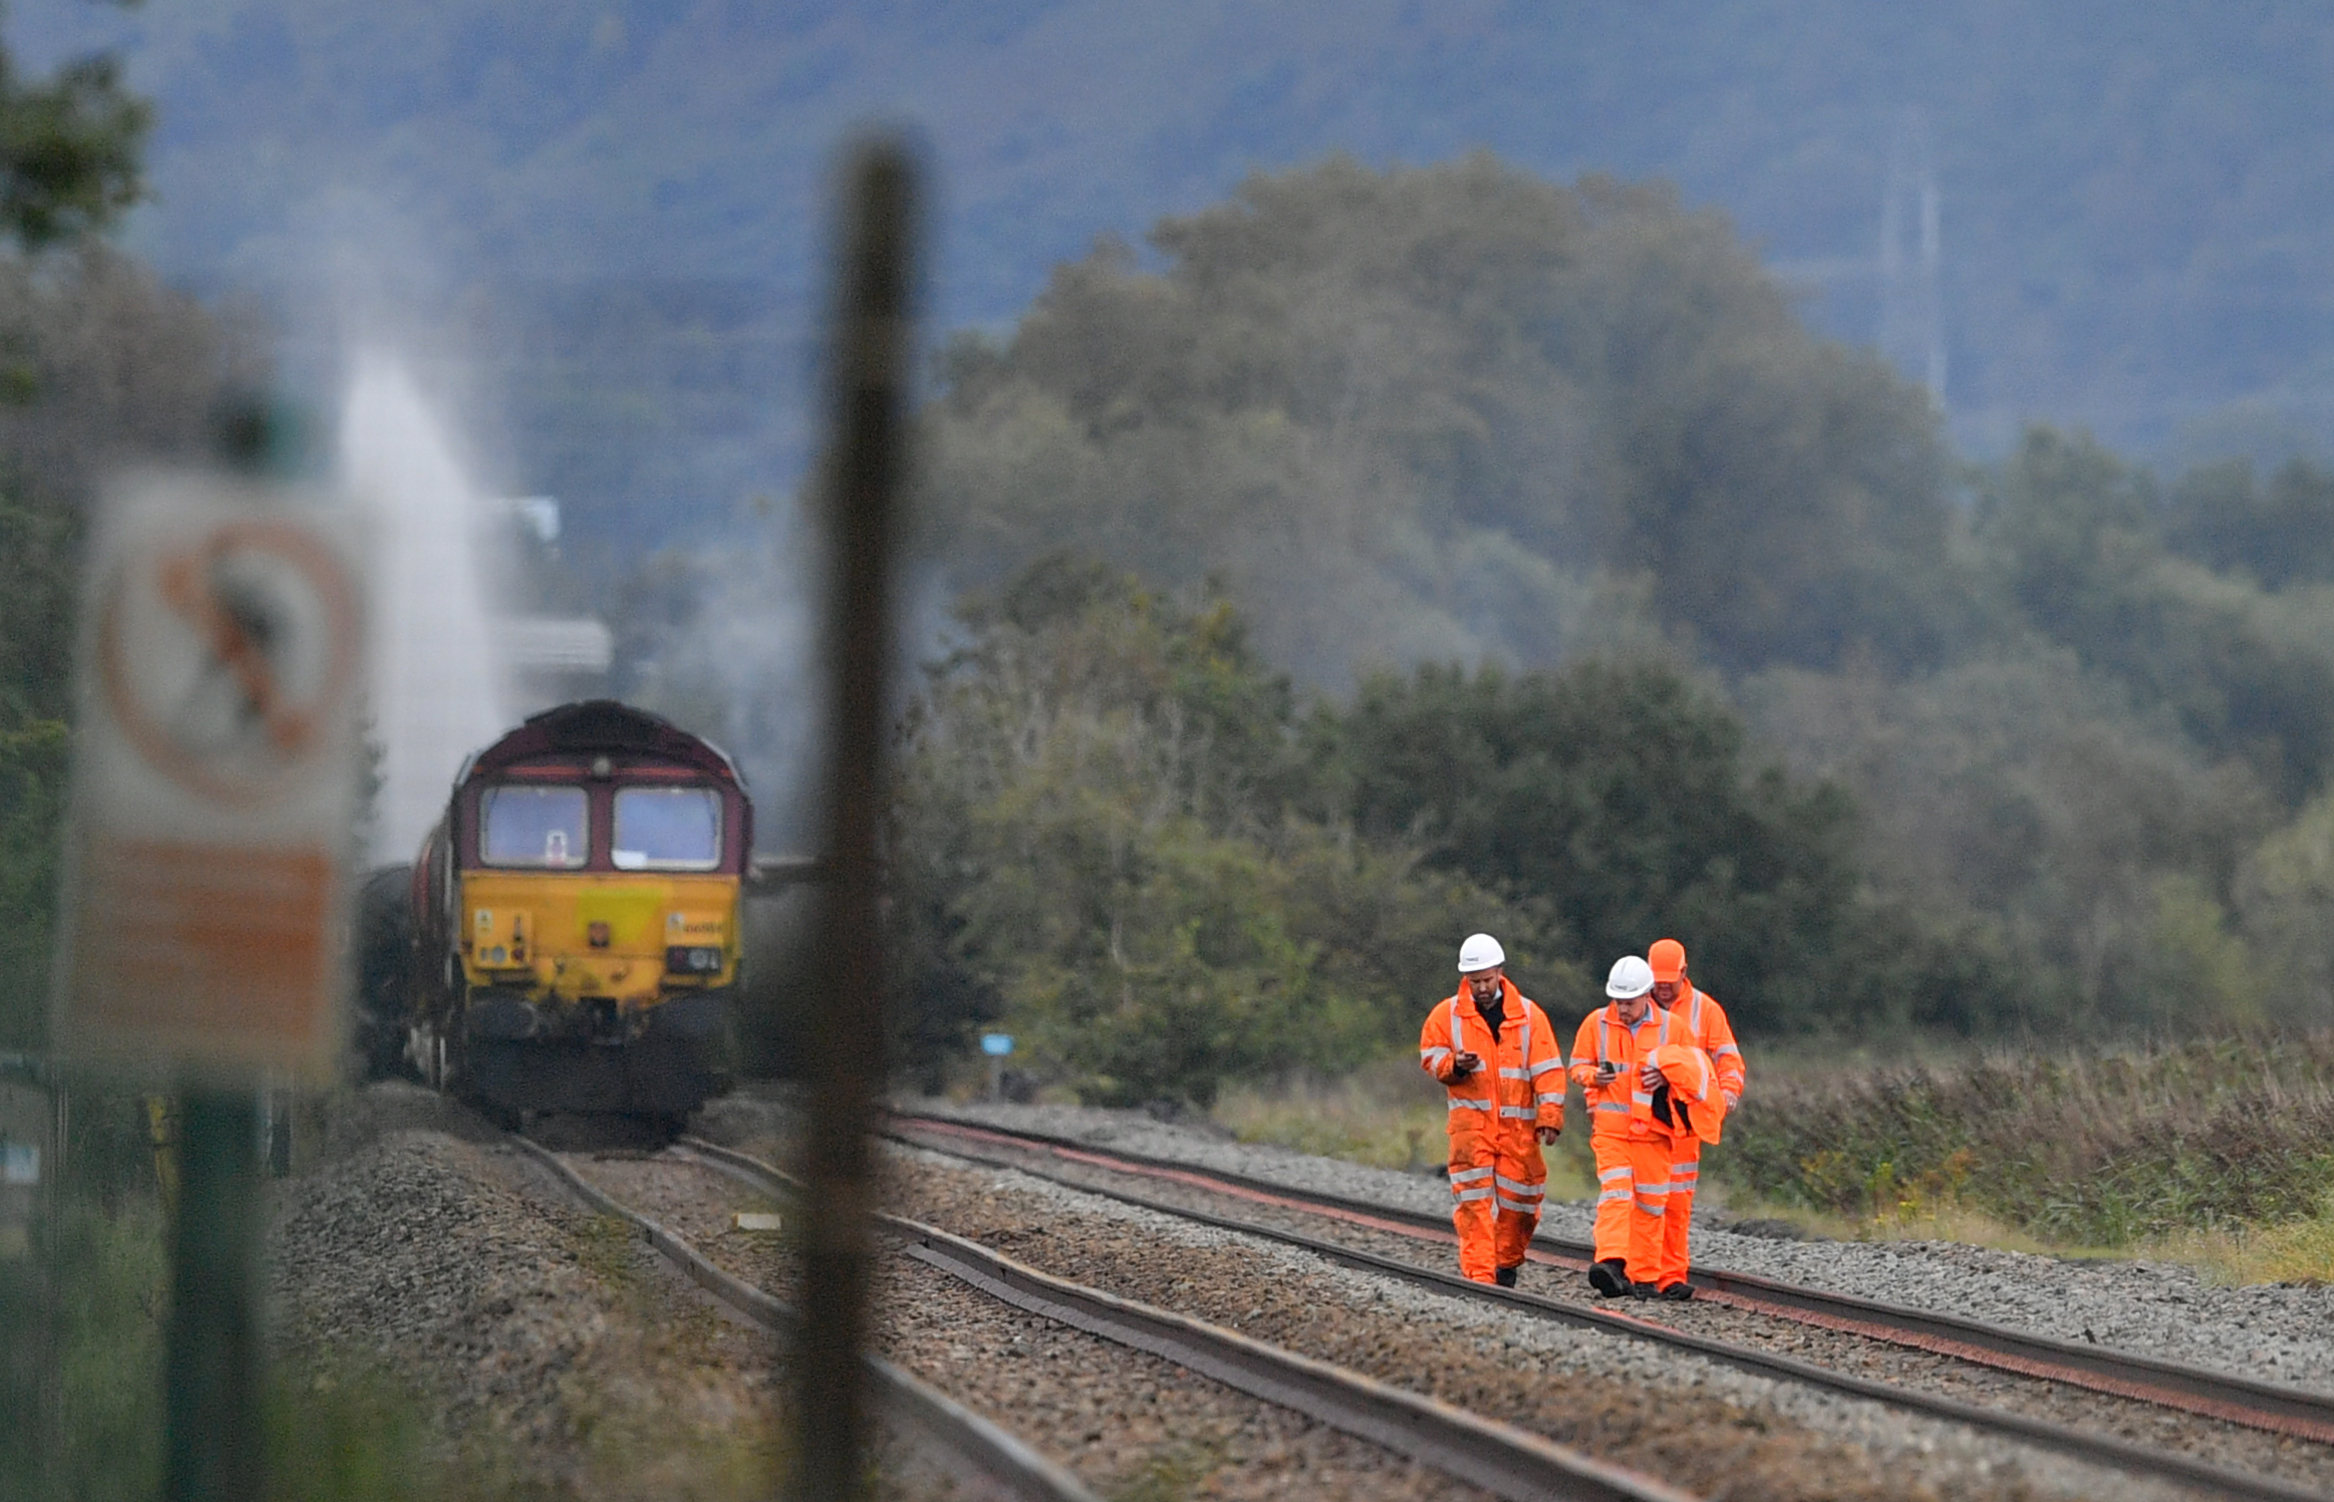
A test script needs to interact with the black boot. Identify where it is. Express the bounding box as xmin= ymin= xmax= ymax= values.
xmin=1494 ymin=1264 xmax=1519 ymax=1288
xmin=1587 ymin=1259 xmax=1629 ymax=1297
xmin=1659 ymin=1281 xmax=1694 ymax=1301
xmin=1630 ymin=1281 xmax=1660 ymax=1299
